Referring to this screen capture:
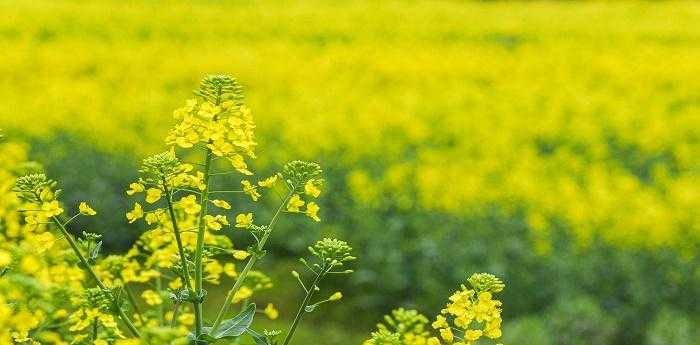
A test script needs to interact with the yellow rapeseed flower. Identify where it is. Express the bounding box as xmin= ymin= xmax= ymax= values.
xmin=241 ymin=180 xmax=260 ymax=201
xmin=126 ymin=182 xmax=144 ymax=196
xmin=264 ymin=303 xmax=279 ymax=320
xmin=145 ymin=188 xmax=162 ymax=204
xmin=233 ymin=250 xmax=250 ymax=260
xmin=305 ymin=202 xmax=320 ymax=222
xmin=258 ymin=175 xmax=278 ymax=188
xmin=78 ymin=202 xmax=97 ymax=216
xmin=304 ymin=180 xmax=321 ymax=198
xmin=235 ymin=213 xmax=253 ymax=228
xmin=211 ymin=199 xmax=231 ymax=209
xmin=287 ymin=194 xmax=305 ymax=212
xmin=141 ymin=290 xmax=163 ymax=306
xmin=126 ymin=203 xmax=144 ymax=223
xmin=41 ymin=200 xmax=63 ymax=217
